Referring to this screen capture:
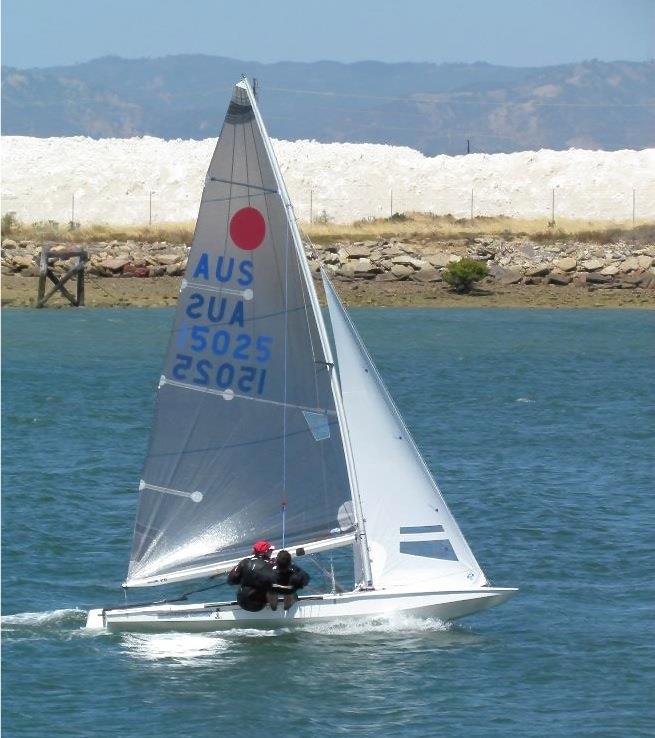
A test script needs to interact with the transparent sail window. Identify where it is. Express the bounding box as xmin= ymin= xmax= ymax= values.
xmin=302 ymin=410 xmax=331 ymax=441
